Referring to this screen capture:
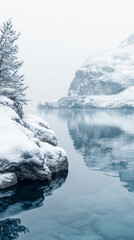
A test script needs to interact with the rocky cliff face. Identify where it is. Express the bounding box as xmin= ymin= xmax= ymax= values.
xmin=39 ymin=86 xmax=134 ymax=109
xmin=38 ymin=33 xmax=134 ymax=109
xmin=68 ymin=69 xmax=124 ymax=96
xmin=68 ymin=33 xmax=134 ymax=97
